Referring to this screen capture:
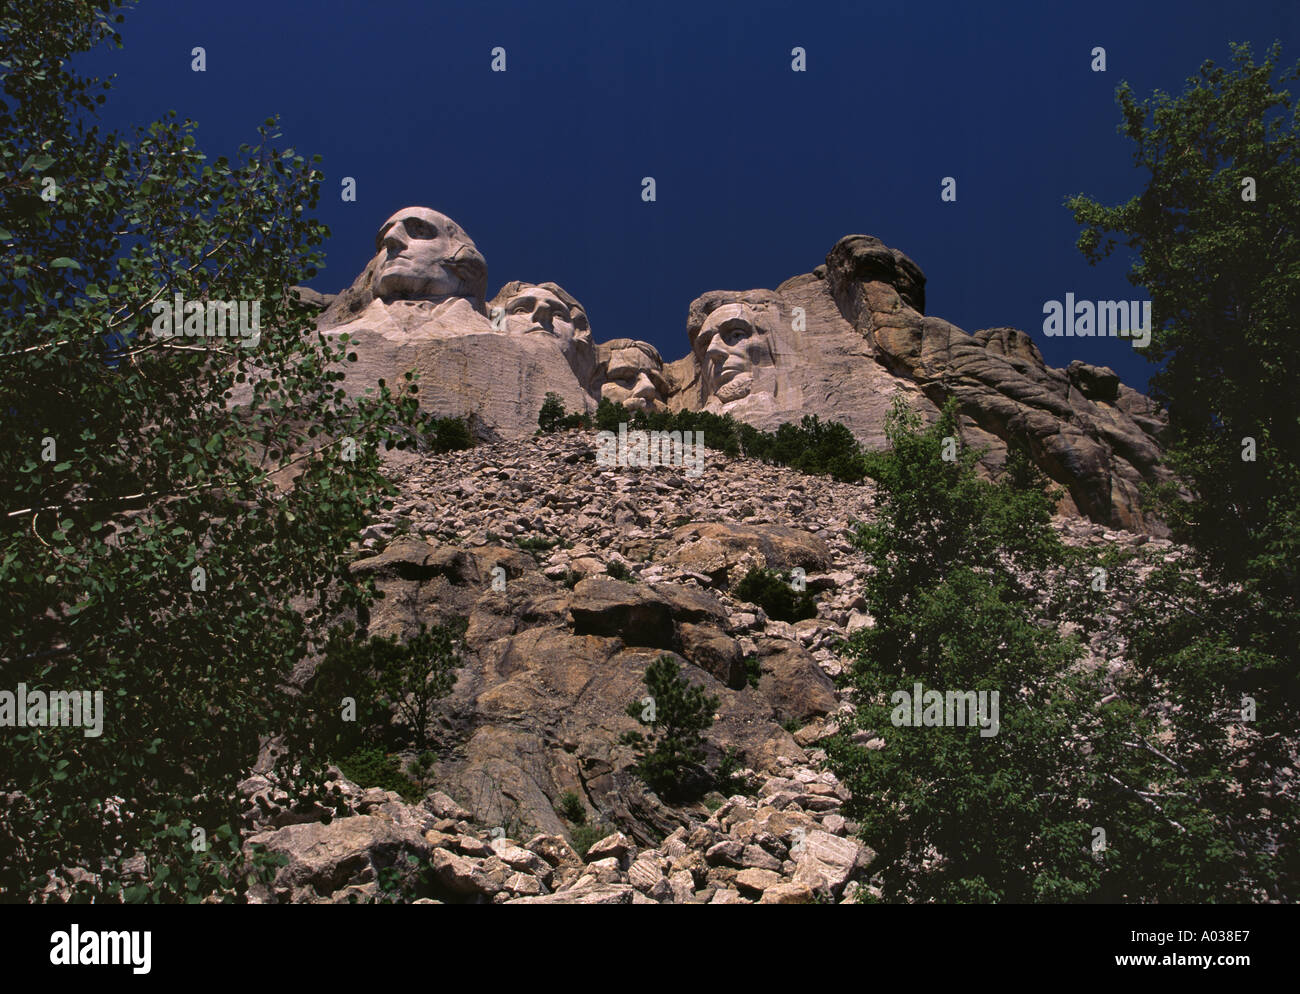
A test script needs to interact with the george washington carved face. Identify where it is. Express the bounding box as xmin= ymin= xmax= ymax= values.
xmin=373 ymin=207 xmax=487 ymax=303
